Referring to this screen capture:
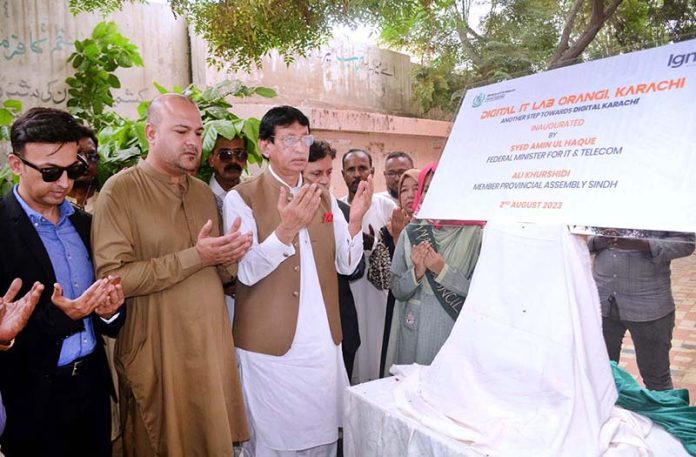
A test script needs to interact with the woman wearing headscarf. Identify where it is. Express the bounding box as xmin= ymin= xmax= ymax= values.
xmin=369 ymin=169 xmax=421 ymax=376
xmin=384 ymin=163 xmax=484 ymax=369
